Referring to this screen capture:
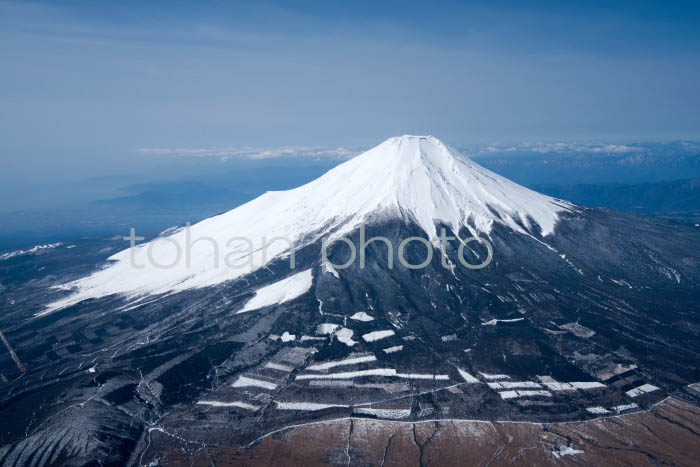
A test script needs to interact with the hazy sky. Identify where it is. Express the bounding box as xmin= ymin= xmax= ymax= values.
xmin=1 ymin=0 xmax=699 ymax=183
